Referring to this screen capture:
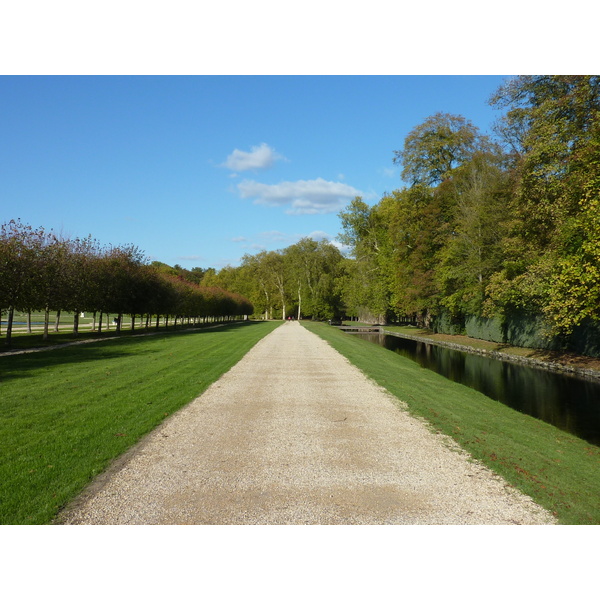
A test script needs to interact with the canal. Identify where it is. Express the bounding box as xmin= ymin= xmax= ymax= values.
xmin=354 ymin=331 xmax=600 ymax=447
